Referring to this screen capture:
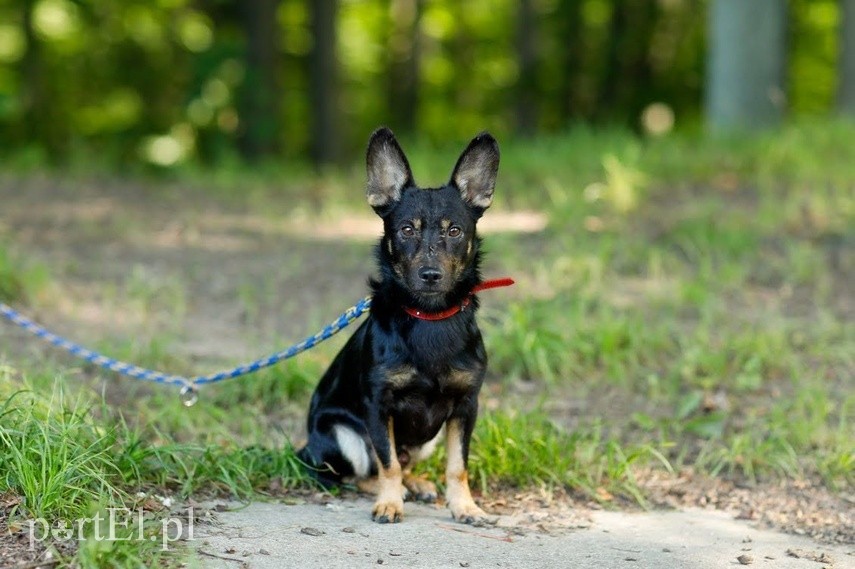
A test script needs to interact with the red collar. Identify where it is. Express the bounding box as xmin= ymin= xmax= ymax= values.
xmin=403 ymin=278 xmax=515 ymax=321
